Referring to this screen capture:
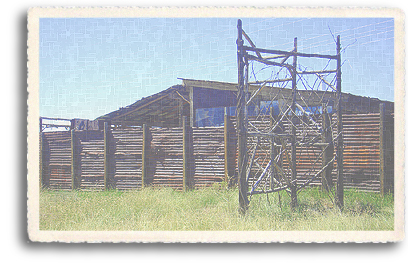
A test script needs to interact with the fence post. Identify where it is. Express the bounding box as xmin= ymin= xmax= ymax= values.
xmin=71 ymin=129 xmax=79 ymax=190
xmin=237 ymin=19 xmax=249 ymax=214
xmin=335 ymin=35 xmax=344 ymax=210
xmin=269 ymin=104 xmax=275 ymax=191
xmin=379 ymin=103 xmax=386 ymax=195
xmin=224 ymin=109 xmax=233 ymax=185
xmin=321 ymin=103 xmax=334 ymax=192
xmin=290 ymin=37 xmax=298 ymax=210
xmin=142 ymin=123 xmax=150 ymax=188
xmin=178 ymin=99 xmax=184 ymax=127
xmin=39 ymin=118 xmax=45 ymax=189
xmin=183 ymin=116 xmax=193 ymax=191
xmin=189 ymin=87 xmax=195 ymax=127
xmin=39 ymin=131 xmax=47 ymax=189
xmin=104 ymin=122 xmax=112 ymax=190
xmin=39 ymin=131 xmax=42 ymax=189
